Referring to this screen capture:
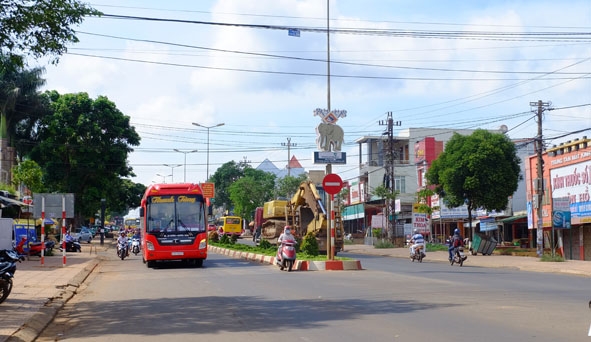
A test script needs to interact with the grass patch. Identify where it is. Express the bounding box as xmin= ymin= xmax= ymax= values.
xmin=374 ymin=240 xmax=395 ymax=249
xmin=540 ymin=254 xmax=565 ymax=262
xmin=426 ymin=243 xmax=449 ymax=252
